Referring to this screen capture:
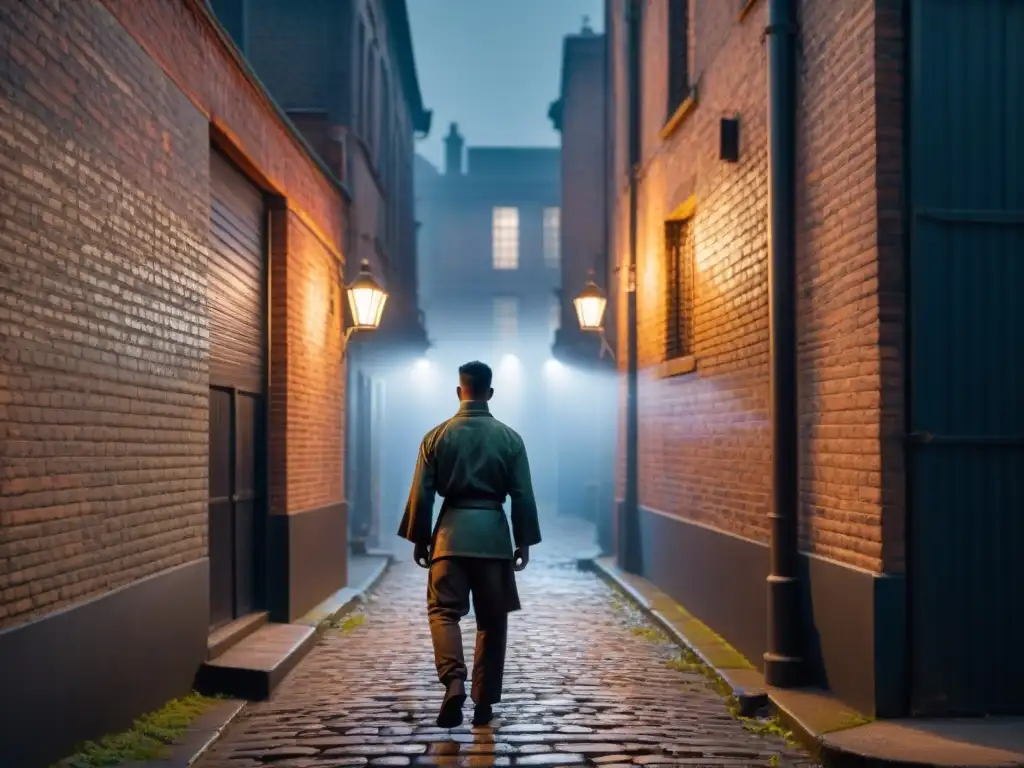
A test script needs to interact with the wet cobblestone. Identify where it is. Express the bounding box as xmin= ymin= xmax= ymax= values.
xmin=198 ymin=522 xmax=819 ymax=767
